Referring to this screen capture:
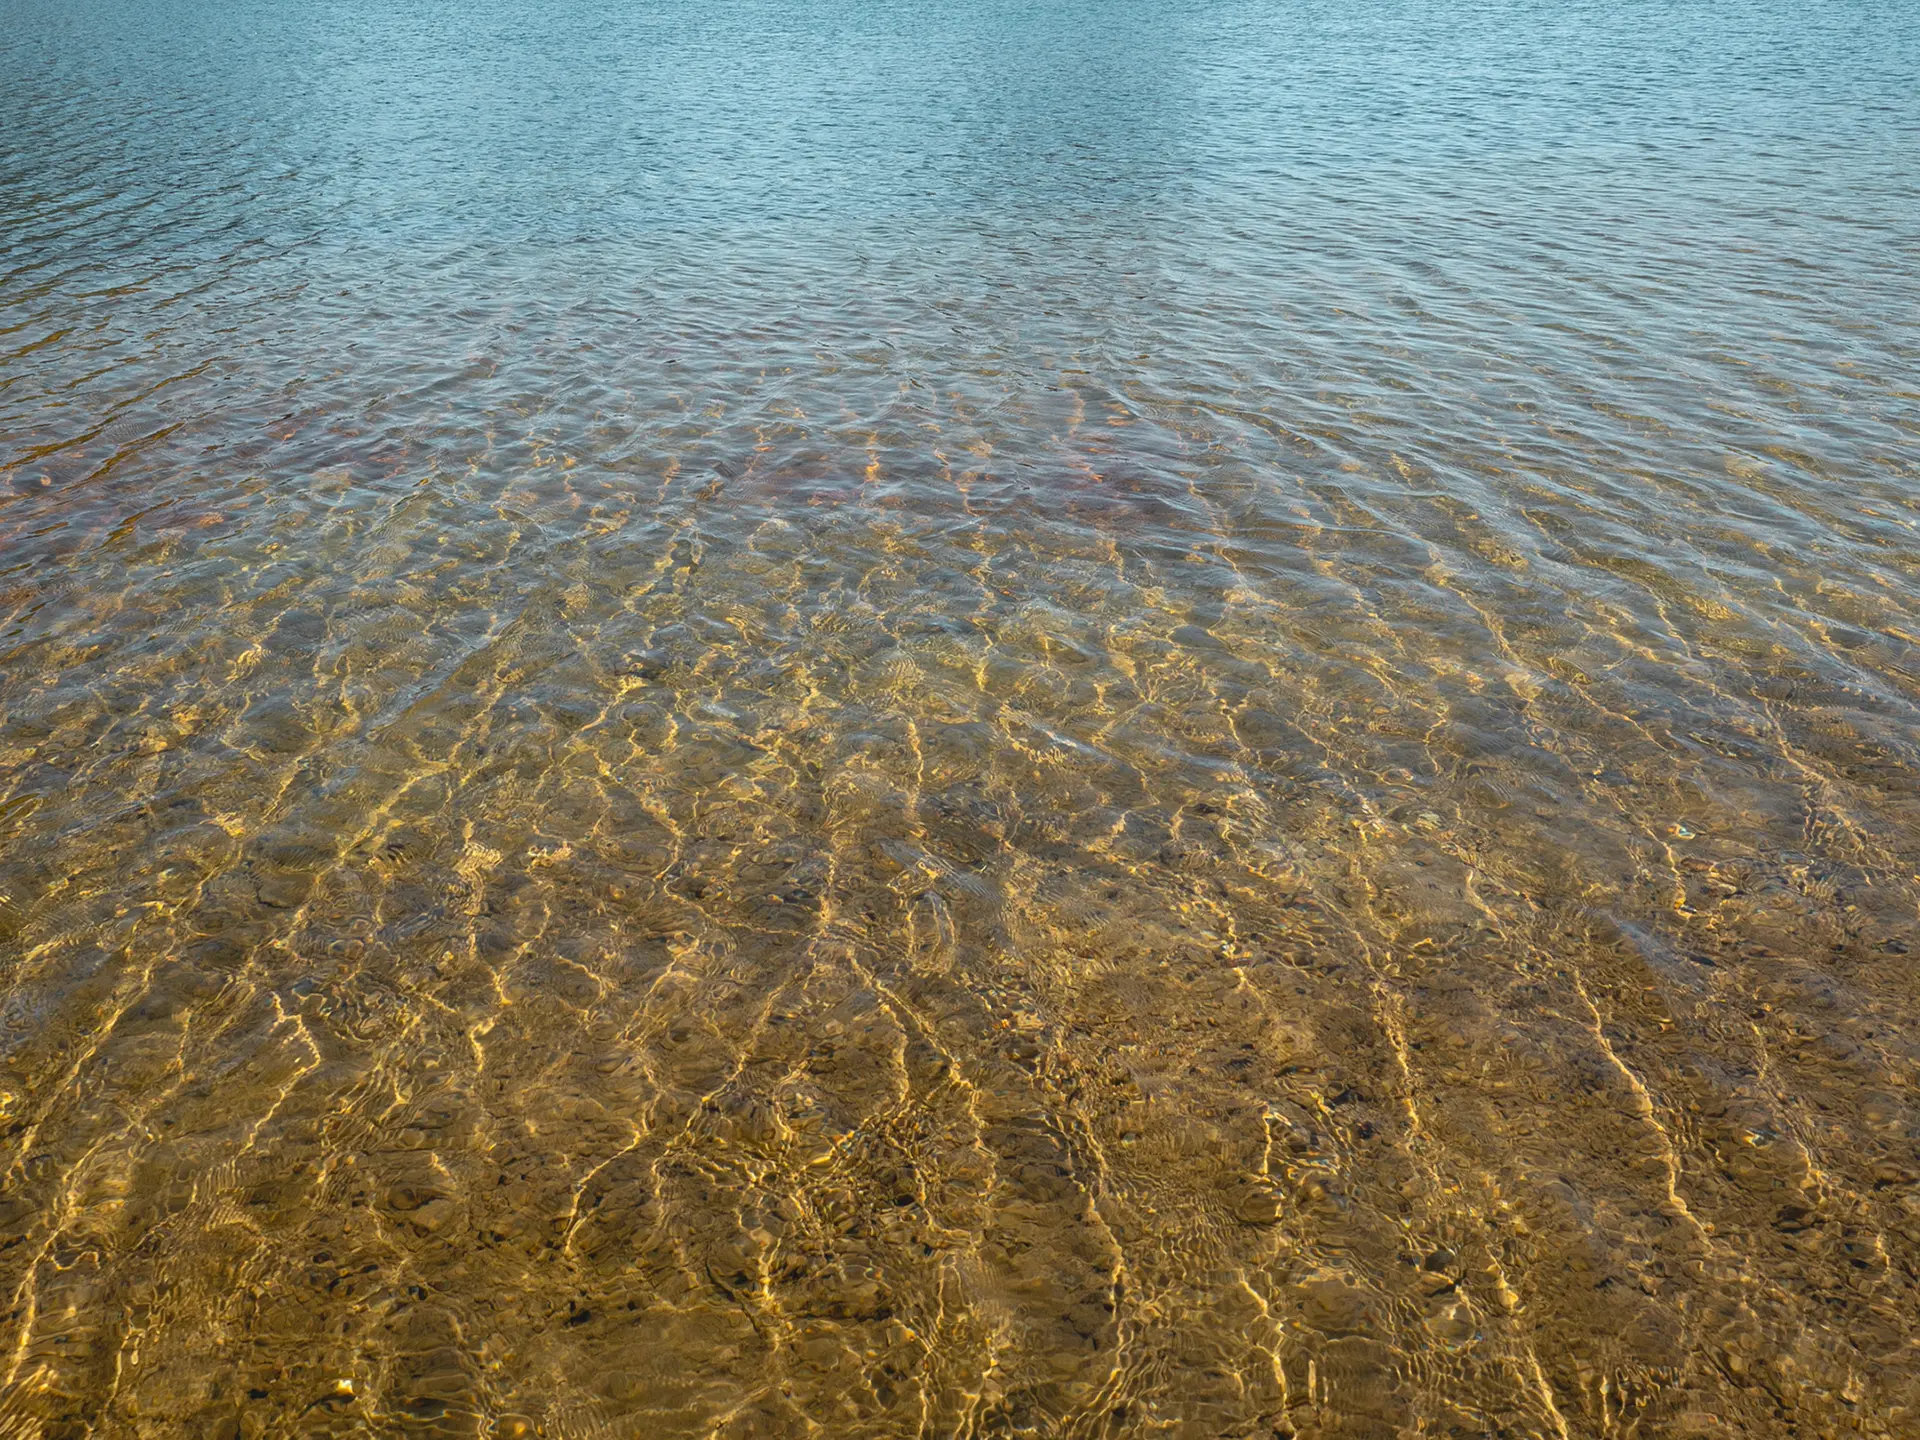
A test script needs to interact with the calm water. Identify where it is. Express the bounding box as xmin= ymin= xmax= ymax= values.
xmin=3 ymin=0 xmax=1919 ymax=1435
